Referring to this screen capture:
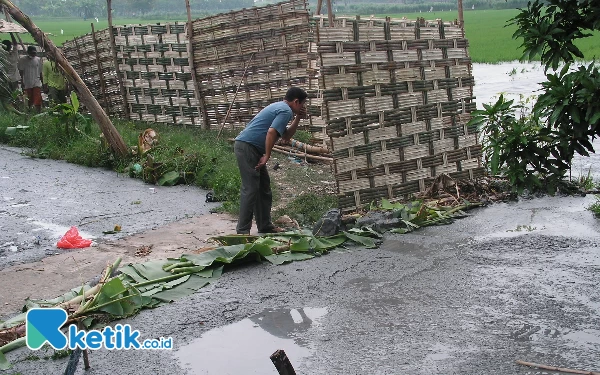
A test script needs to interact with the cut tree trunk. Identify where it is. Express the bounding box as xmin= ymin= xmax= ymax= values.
xmin=1 ymin=1 xmax=129 ymax=157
